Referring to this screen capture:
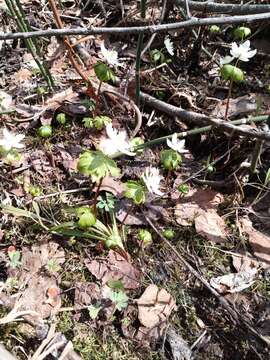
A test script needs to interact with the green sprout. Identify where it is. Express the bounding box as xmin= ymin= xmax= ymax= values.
xmin=56 ymin=113 xmax=66 ymax=125
xmin=209 ymin=25 xmax=220 ymax=34
xmin=130 ymin=137 xmax=144 ymax=154
xmin=76 ymin=207 xmax=96 ymax=229
xmin=97 ymin=193 xmax=116 ymax=212
xmin=88 ymin=304 xmax=102 ymax=319
xmin=160 ymin=149 xmax=182 ymax=171
xmin=108 ymin=289 xmax=129 ymax=311
xmin=150 ymin=49 xmax=166 ymax=64
xmin=3 ymin=149 xmax=21 ymax=165
xmin=38 ymin=125 xmax=52 ymax=138
xmin=138 ymin=229 xmax=152 ymax=246
xmin=28 ymin=185 xmax=43 ymax=197
xmin=83 ymin=115 xmax=112 ymax=130
xmin=162 ymin=228 xmax=175 ymax=240
xmin=178 ymin=183 xmax=189 ymax=194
